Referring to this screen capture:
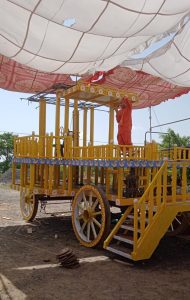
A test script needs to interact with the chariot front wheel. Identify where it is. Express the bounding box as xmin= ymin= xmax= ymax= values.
xmin=72 ymin=185 xmax=111 ymax=247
